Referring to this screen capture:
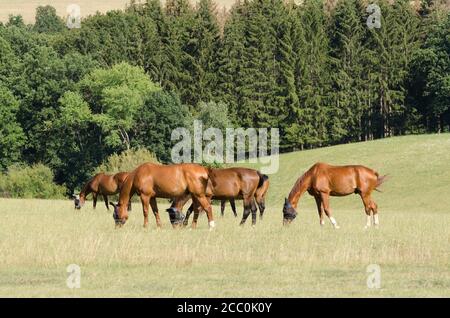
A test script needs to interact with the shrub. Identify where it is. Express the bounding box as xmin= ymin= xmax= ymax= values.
xmin=95 ymin=148 xmax=159 ymax=174
xmin=0 ymin=164 xmax=66 ymax=199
